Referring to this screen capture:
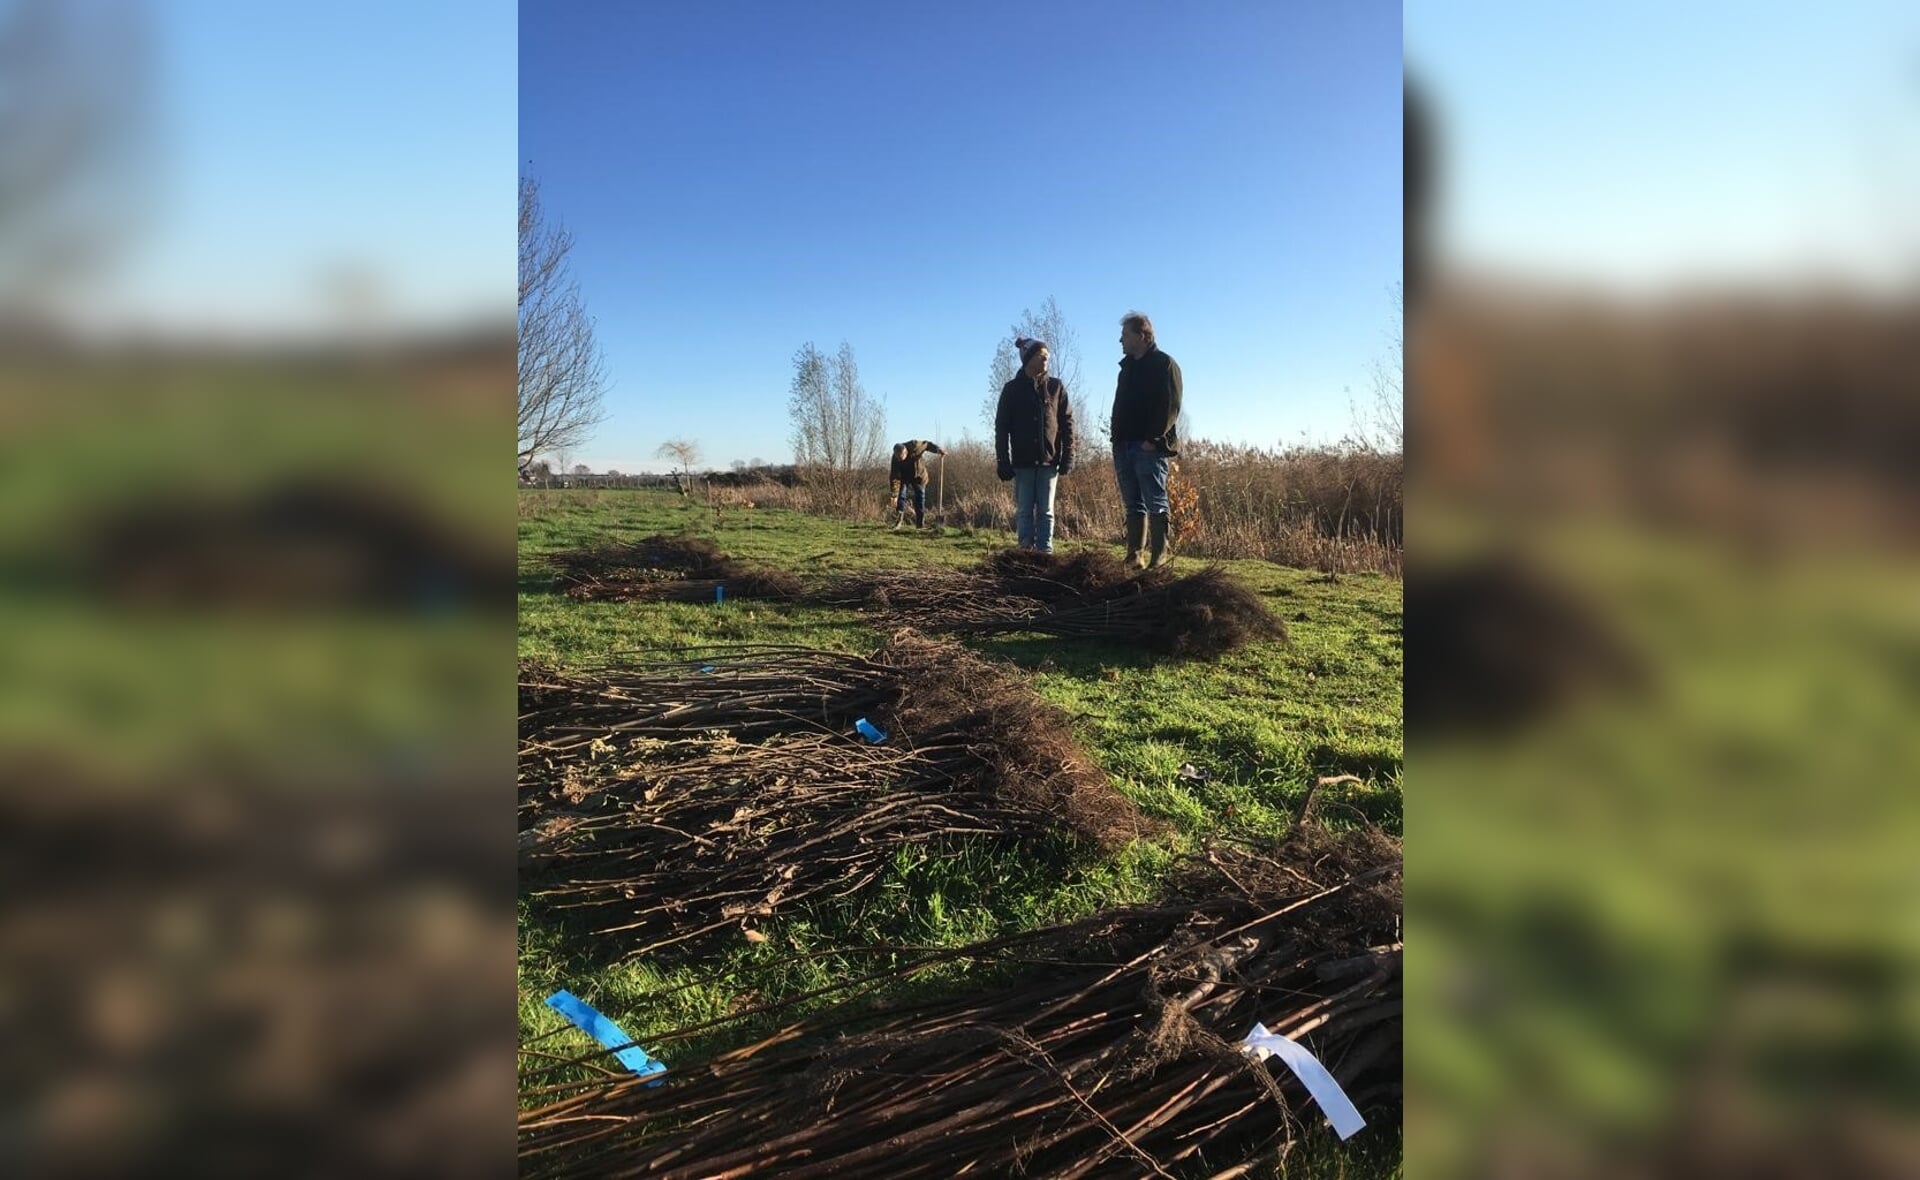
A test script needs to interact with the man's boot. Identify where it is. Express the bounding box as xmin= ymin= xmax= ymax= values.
xmin=914 ymin=507 xmax=925 ymax=529
xmin=1124 ymin=512 xmax=1148 ymax=569
xmin=1147 ymin=513 xmax=1171 ymax=568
